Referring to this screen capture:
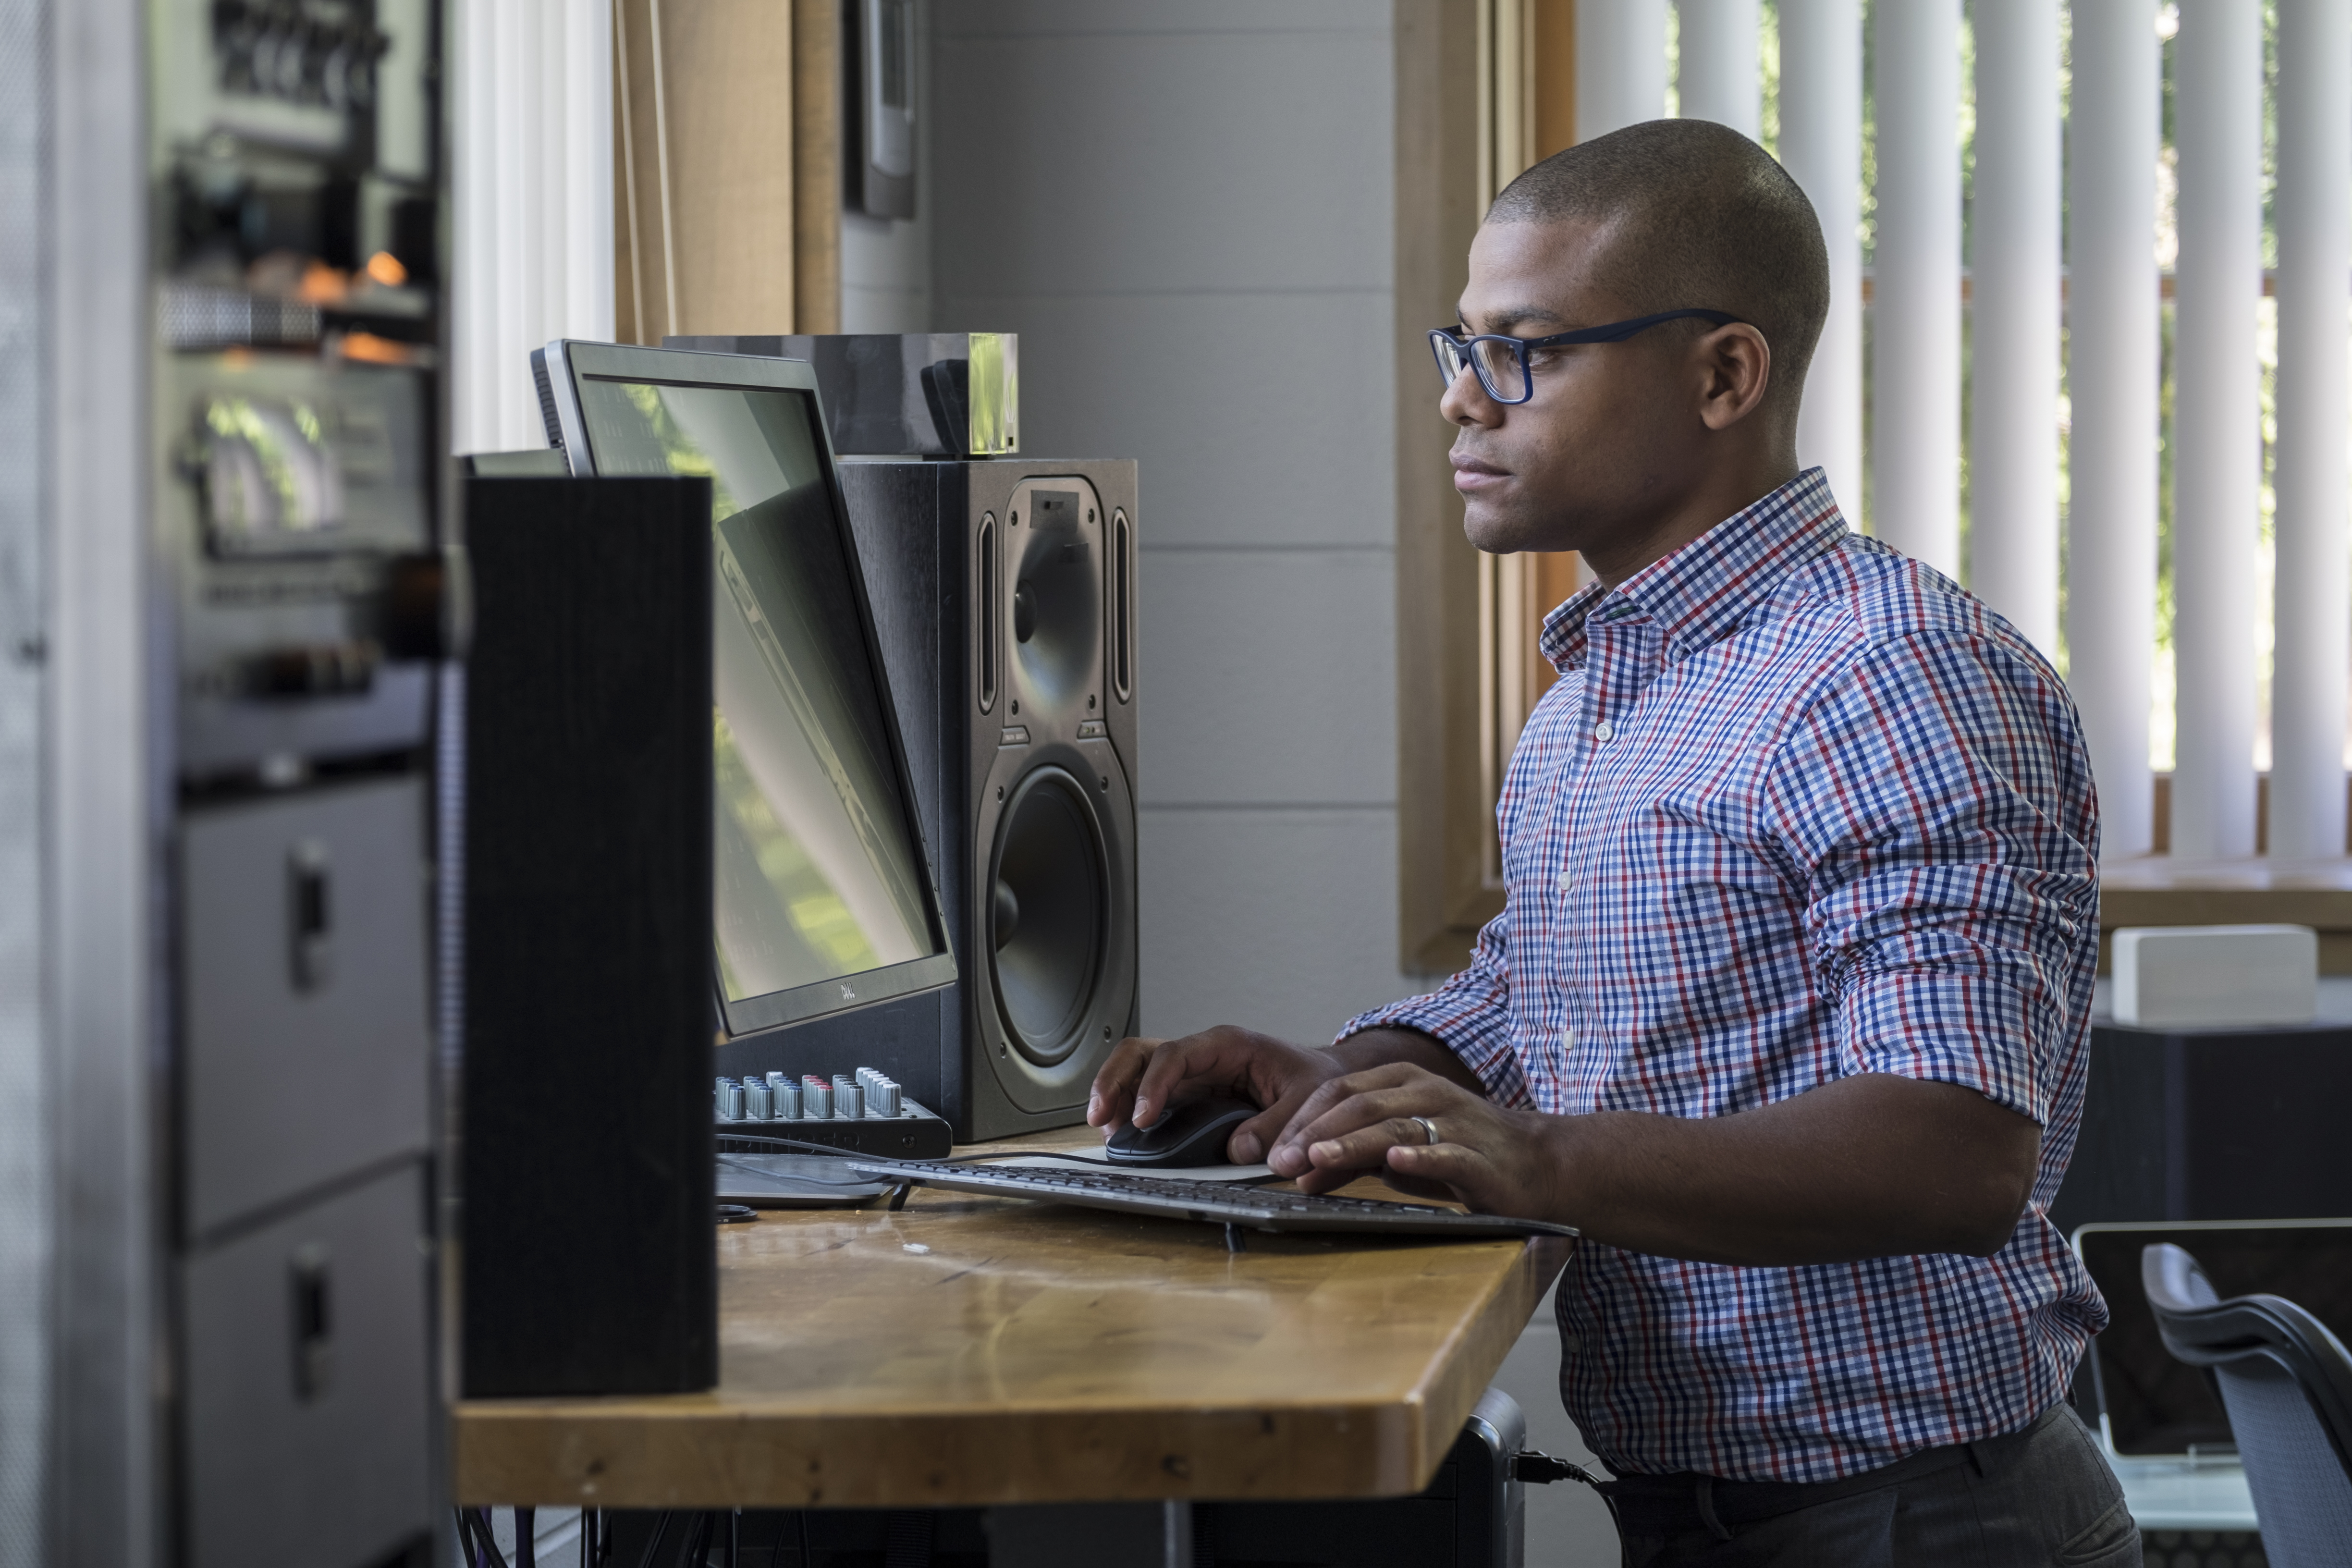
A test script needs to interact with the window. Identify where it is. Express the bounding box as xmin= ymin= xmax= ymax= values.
xmin=1396 ymin=0 xmax=1581 ymax=974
